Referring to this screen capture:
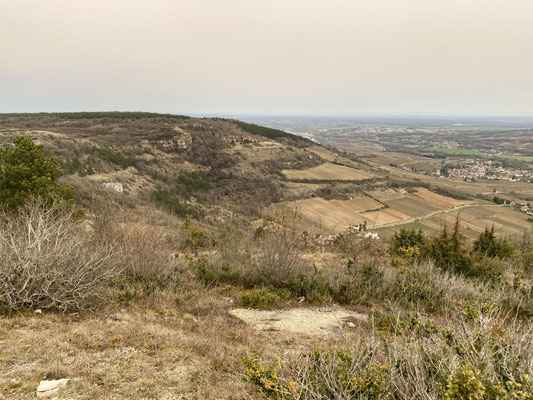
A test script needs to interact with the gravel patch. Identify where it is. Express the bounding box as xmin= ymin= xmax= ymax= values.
xmin=229 ymin=306 xmax=366 ymax=336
